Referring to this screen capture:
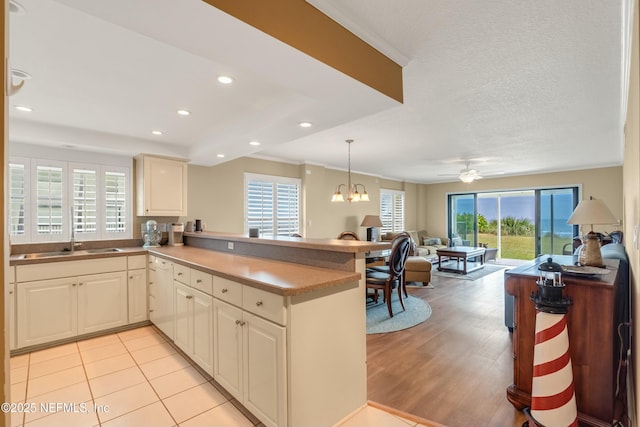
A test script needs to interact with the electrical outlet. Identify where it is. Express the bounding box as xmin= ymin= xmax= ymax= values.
xmin=228 ymin=242 xmax=234 ymax=250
